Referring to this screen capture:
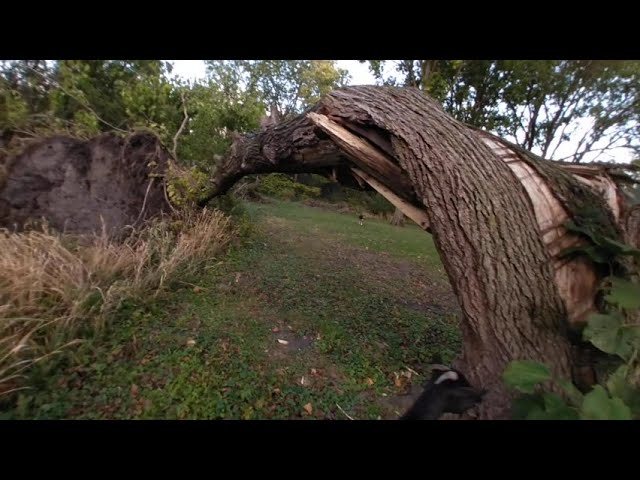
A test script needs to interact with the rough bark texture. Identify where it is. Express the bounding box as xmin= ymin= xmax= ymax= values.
xmin=207 ymin=86 xmax=628 ymax=419
xmin=198 ymin=114 xmax=348 ymax=206
xmin=390 ymin=207 xmax=406 ymax=227
xmin=624 ymin=204 xmax=640 ymax=249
